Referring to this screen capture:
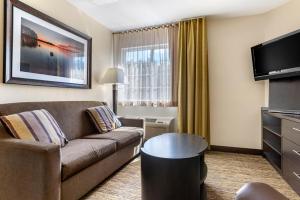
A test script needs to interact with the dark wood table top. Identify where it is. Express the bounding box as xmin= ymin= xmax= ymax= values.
xmin=142 ymin=133 xmax=208 ymax=159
